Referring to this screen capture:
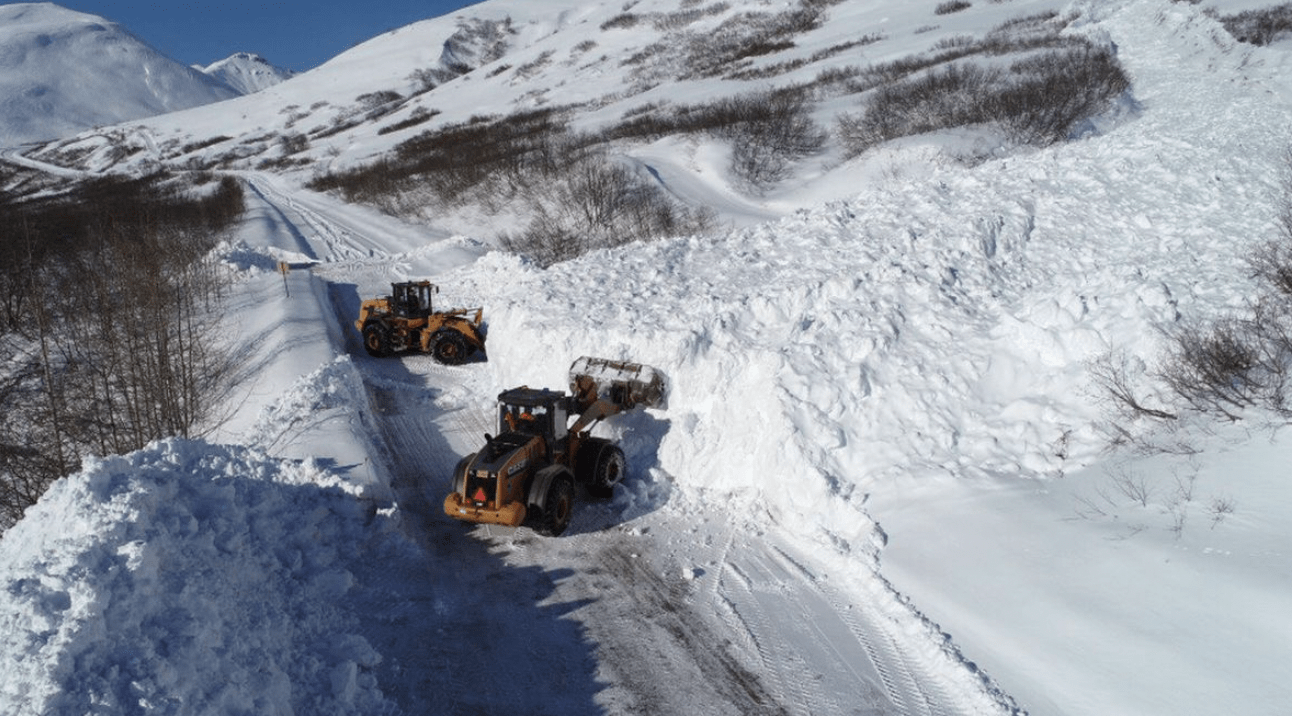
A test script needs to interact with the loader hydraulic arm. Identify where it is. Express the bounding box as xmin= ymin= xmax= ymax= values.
xmin=568 ymin=399 xmax=623 ymax=436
